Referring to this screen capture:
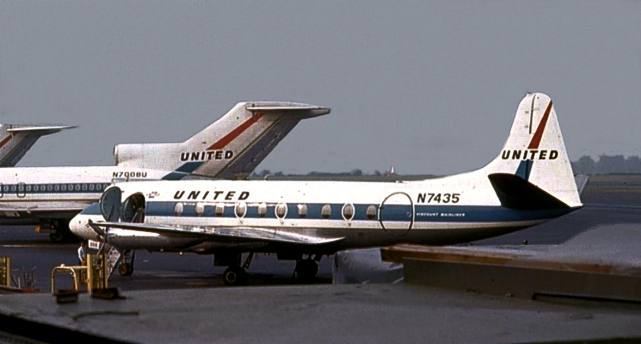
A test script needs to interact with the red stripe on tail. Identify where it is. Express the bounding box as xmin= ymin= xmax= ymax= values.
xmin=207 ymin=113 xmax=264 ymax=150
xmin=528 ymin=101 xmax=553 ymax=150
xmin=0 ymin=134 xmax=14 ymax=149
